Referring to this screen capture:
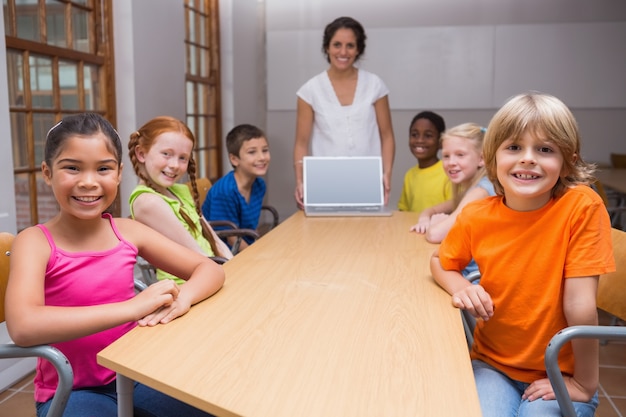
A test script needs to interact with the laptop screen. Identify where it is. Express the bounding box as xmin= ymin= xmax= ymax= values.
xmin=303 ymin=156 xmax=384 ymax=206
